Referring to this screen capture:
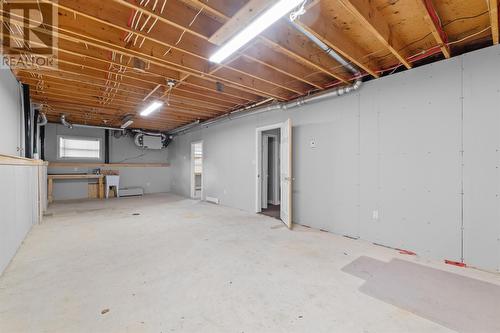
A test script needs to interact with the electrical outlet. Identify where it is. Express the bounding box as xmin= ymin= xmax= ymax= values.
xmin=372 ymin=210 xmax=379 ymax=220
xmin=310 ymin=139 xmax=317 ymax=149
